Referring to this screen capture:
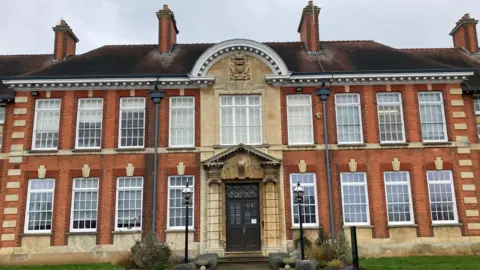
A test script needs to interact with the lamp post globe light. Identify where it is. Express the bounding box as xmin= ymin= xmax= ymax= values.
xmin=293 ymin=181 xmax=305 ymax=260
xmin=182 ymin=181 xmax=193 ymax=263
xmin=316 ymin=80 xmax=335 ymax=241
